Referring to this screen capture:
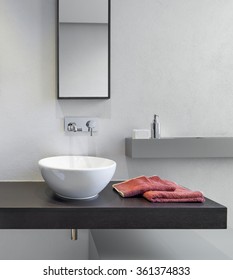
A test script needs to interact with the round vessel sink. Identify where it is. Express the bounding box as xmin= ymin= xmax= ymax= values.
xmin=38 ymin=156 xmax=116 ymax=200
